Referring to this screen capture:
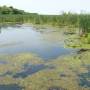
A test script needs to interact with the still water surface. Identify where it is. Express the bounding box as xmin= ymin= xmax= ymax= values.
xmin=0 ymin=25 xmax=76 ymax=60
